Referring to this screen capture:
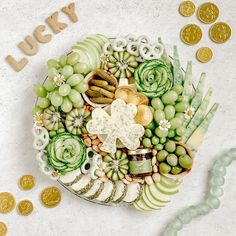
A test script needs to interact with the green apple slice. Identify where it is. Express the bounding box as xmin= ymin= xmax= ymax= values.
xmin=144 ymin=184 xmax=166 ymax=207
xmin=142 ymin=194 xmax=161 ymax=210
xmin=160 ymin=175 xmax=181 ymax=189
xmin=149 ymin=184 xmax=170 ymax=203
xmin=84 ymin=38 xmax=102 ymax=54
xmin=87 ymin=34 xmax=108 ymax=48
xmin=134 ymin=198 xmax=153 ymax=211
xmin=156 ymin=182 xmax=179 ymax=195
xmin=72 ymin=47 xmax=92 ymax=71
xmin=96 ymin=34 xmax=109 ymax=44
